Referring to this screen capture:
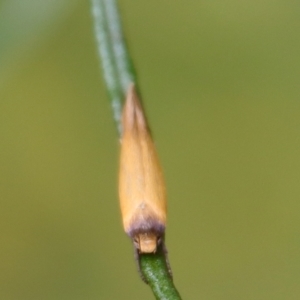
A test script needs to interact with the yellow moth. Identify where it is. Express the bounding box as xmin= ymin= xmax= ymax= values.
xmin=119 ymin=84 xmax=170 ymax=278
